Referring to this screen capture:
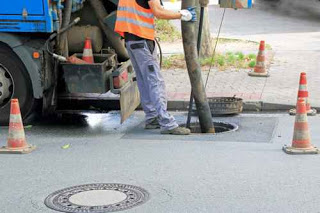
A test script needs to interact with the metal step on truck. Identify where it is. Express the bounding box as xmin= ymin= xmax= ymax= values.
xmin=0 ymin=0 xmax=140 ymax=125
